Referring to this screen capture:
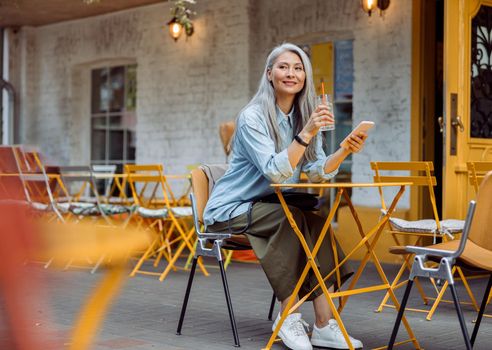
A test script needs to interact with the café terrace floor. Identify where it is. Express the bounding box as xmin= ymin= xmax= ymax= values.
xmin=9 ymin=258 xmax=492 ymax=350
